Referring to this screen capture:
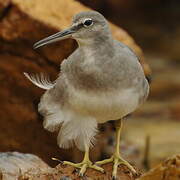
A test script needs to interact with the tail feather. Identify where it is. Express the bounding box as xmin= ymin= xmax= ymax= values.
xmin=24 ymin=72 xmax=55 ymax=90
